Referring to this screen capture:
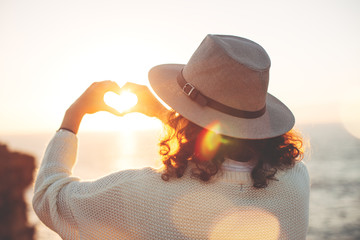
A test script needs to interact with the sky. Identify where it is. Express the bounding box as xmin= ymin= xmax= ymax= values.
xmin=0 ymin=0 xmax=359 ymax=135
